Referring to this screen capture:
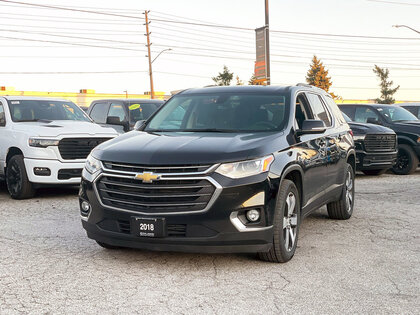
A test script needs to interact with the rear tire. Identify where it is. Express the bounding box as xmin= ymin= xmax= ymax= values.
xmin=392 ymin=144 xmax=418 ymax=175
xmin=258 ymin=179 xmax=300 ymax=263
xmin=327 ymin=163 xmax=354 ymax=220
xmin=362 ymin=169 xmax=387 ymax=176
xmin=96 ymin=241 xmax=121 ymax=250
xmin=6 ymin=155 xmax=35 ymax=199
